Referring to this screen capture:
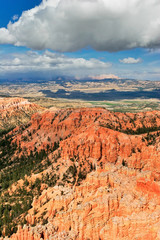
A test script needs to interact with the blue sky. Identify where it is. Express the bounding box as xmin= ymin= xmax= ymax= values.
xmin=0 ymin=0 xmax=41 ymax=28
xmin=0 ymin=0 xmax=160 ymax=80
